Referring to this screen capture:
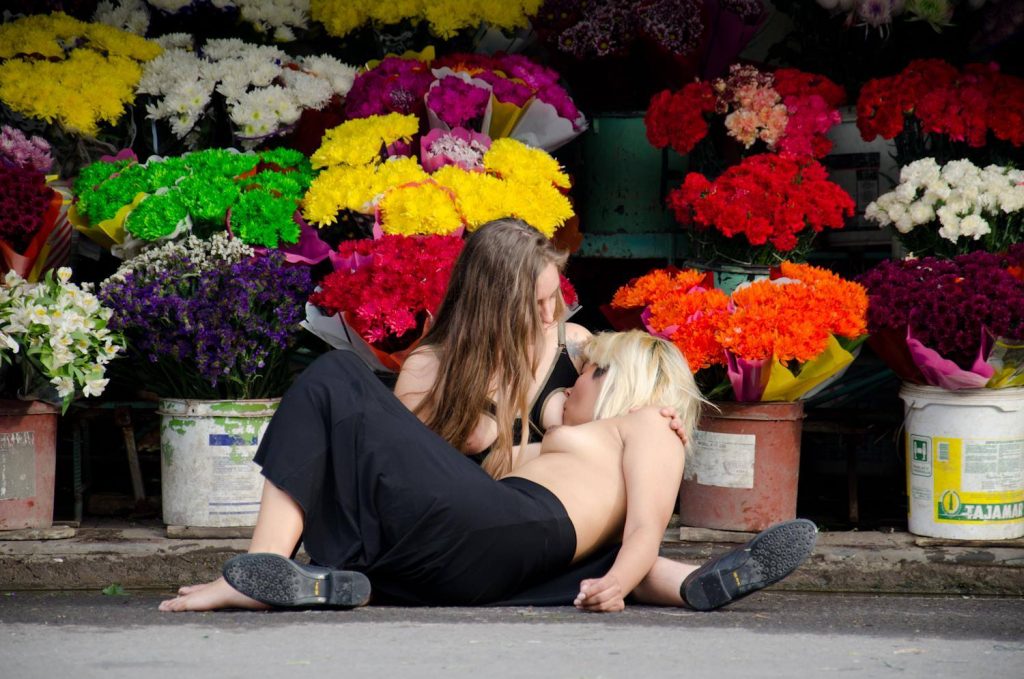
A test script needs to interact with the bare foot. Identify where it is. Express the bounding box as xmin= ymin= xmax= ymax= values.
xmin=158 ymin=577 xmax=271 ymax=612
xmin=176 ymin=581 xmax=215 ymax=596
